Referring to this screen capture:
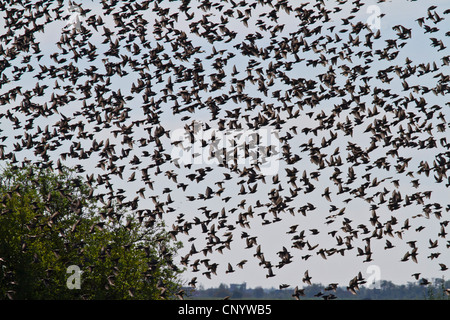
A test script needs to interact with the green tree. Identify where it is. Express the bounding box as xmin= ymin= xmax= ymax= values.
xmin=0 ymin=163 xmax=183 ymax=299
xmin=425 ymin=278 xmax=450 ymax=300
